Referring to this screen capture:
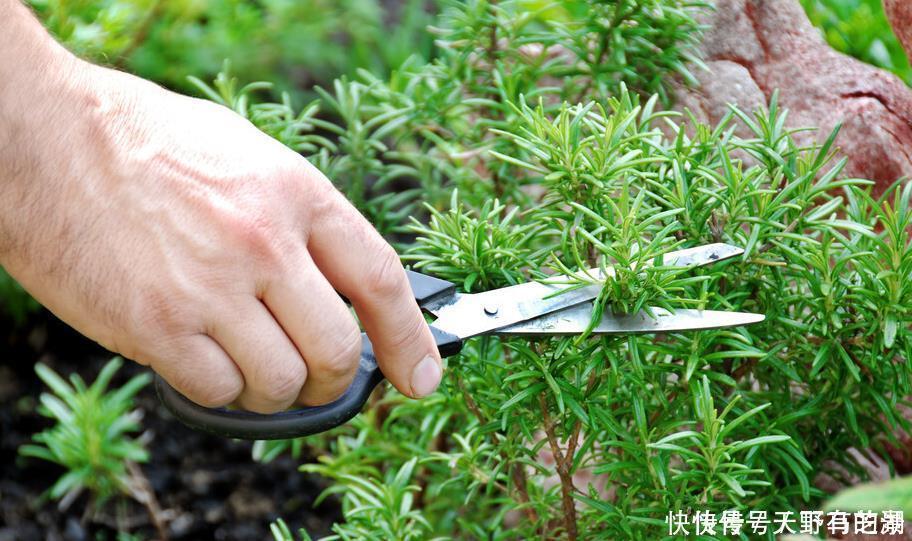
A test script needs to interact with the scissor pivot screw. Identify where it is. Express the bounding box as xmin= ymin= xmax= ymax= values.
xmin=484 ymin=304 xmax=499 ymax=316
